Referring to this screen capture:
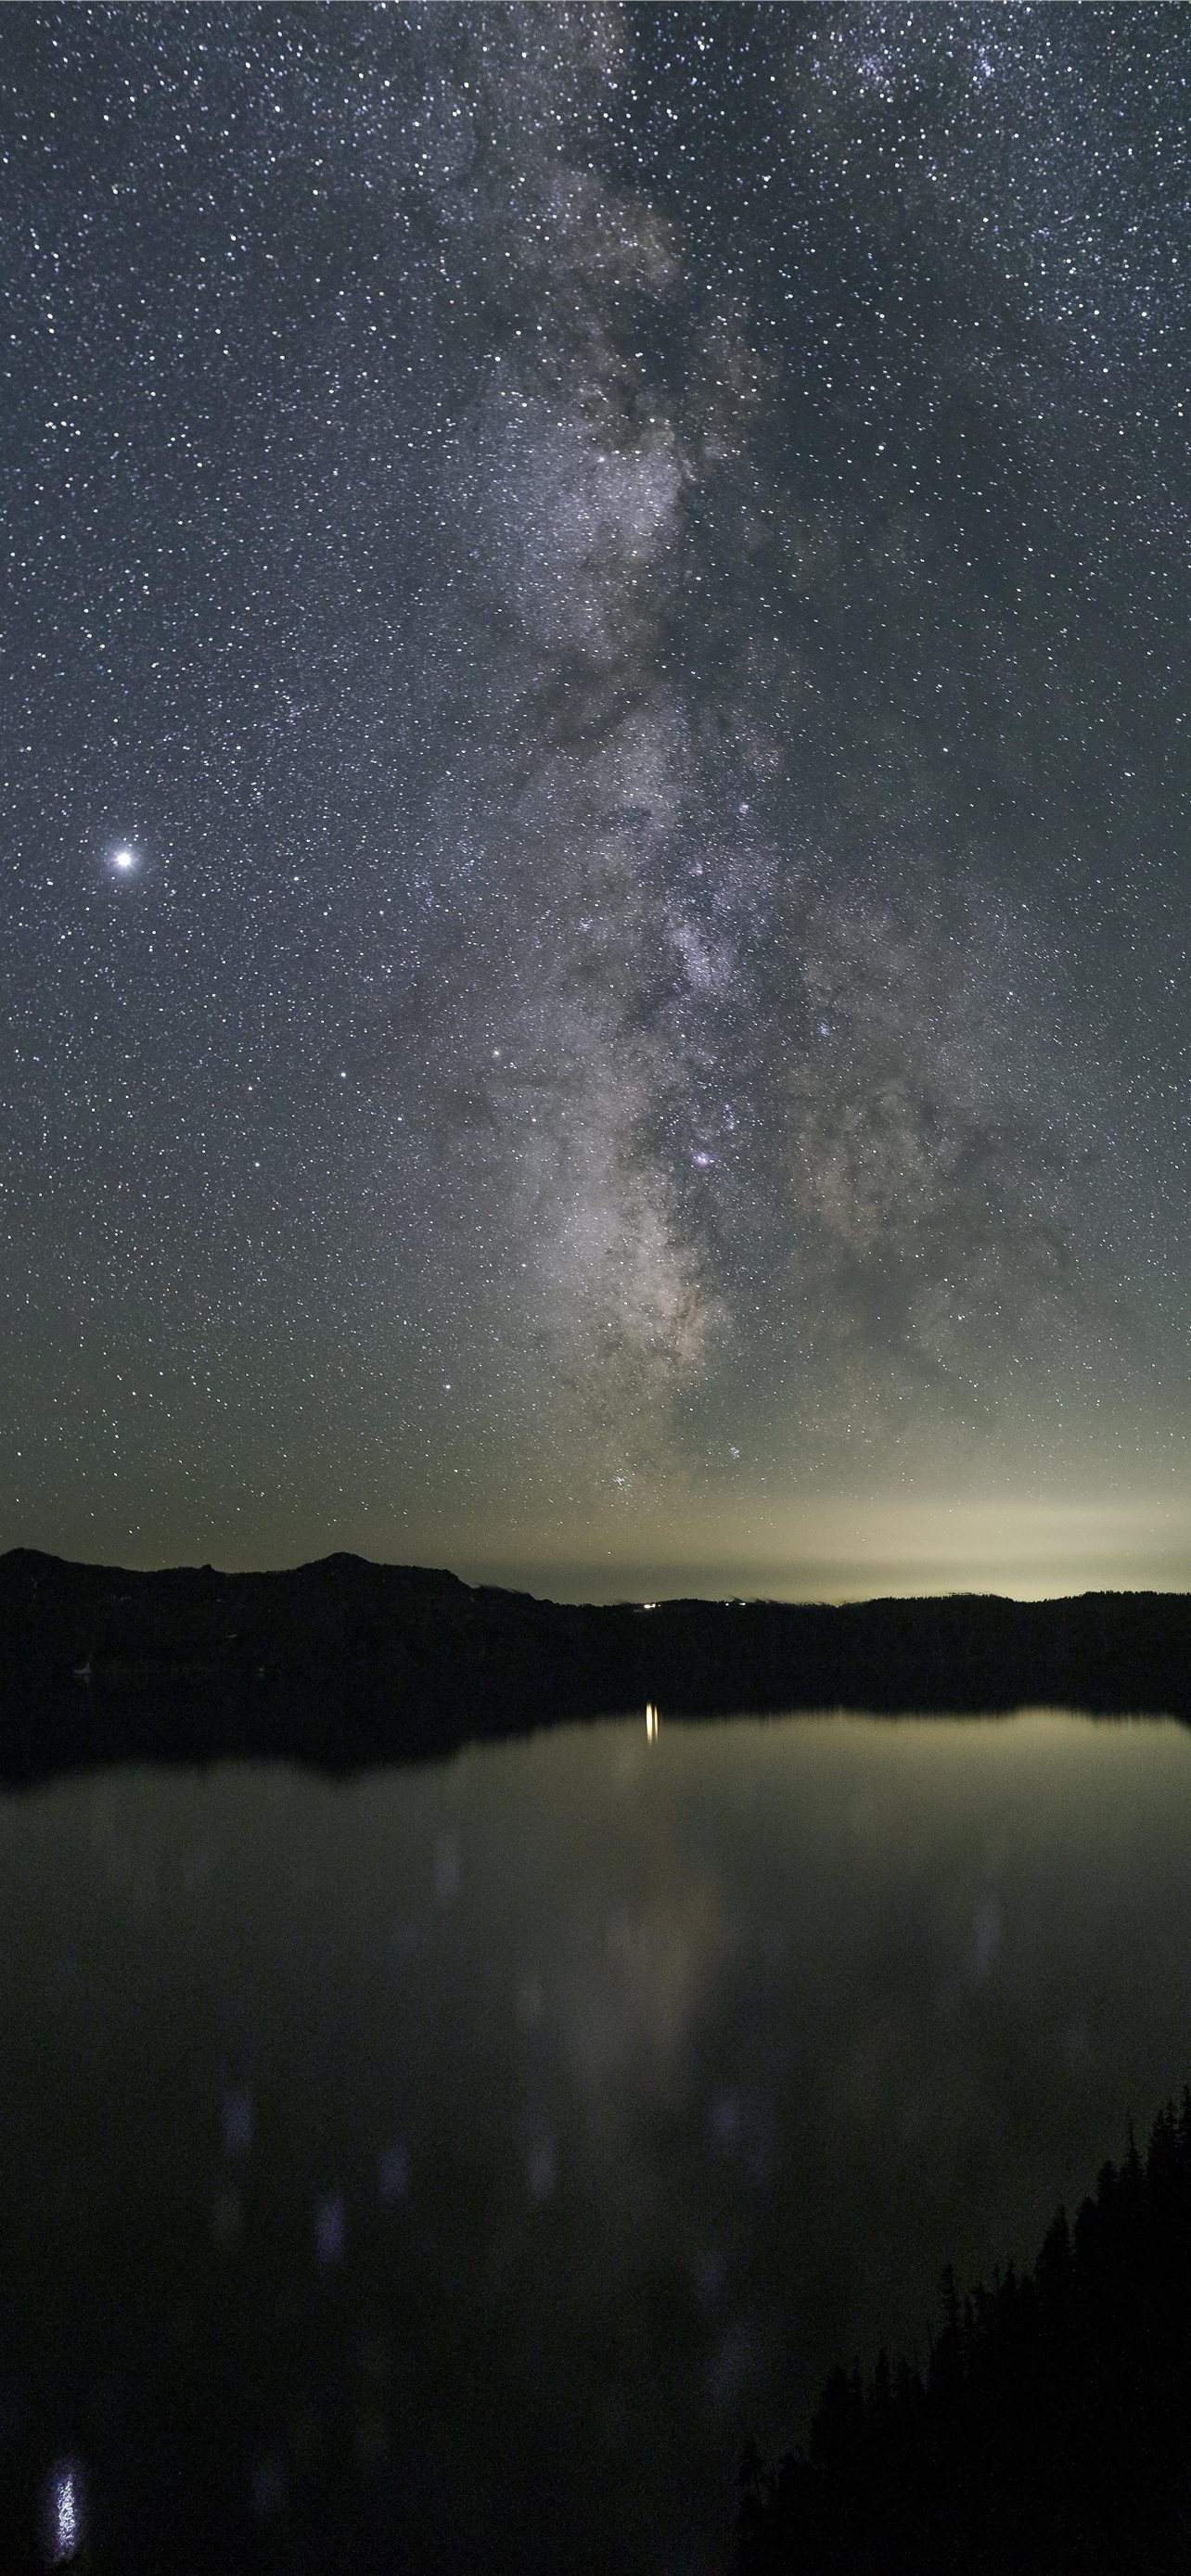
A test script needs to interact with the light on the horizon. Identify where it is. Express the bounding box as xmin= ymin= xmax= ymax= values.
xmin=646 ymin=1702 xmax=659 ymax=1740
